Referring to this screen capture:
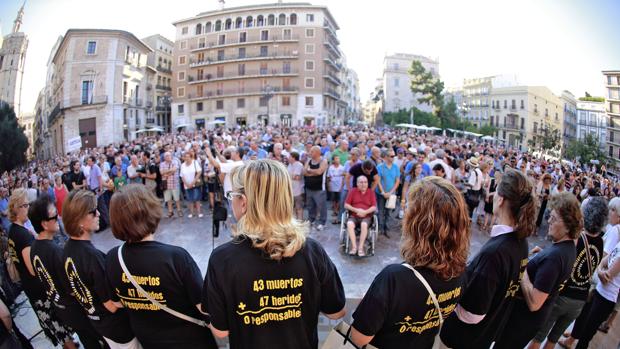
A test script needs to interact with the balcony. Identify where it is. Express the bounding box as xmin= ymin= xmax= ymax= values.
xmin=323 ymin=24 xmax=340 ymax=44
xmin=189 ymin=68 xmax=299 ymax=84
xmin=155 ymin=84 xmax=172 ymax=91
xmin=48 ymin=103 xmax=61 ymax=125
xmin=323 ymin=88 xmax=341 ymax=100
xmin=146 ymin=118 xmax=157 ymax=125
xmin=323 ymin=71 xmax=342 ymax=85
xmin=190 ymin=34 xmax=300 ymax=52
xmin=323 ymin=40 xmax=341 ymax=58
xmin=155 ymin=105 xmax=170 ymax=112
xmin=190 ymin=51 xmax=299 ymax=67
xmin=156 ymin=65 xmax=172 ymax=74
xmin=122 ymin=96 xmax=144 ymax=107
xmin=323 ymin=56 xmax=342 ymax=71
xmin=146 ymin=101 xmax=153 ymax=108
xmin=63 ymin=95 xmax=108 ymax=109
xmin=189 ymin=86 xmax=299 ymax=100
